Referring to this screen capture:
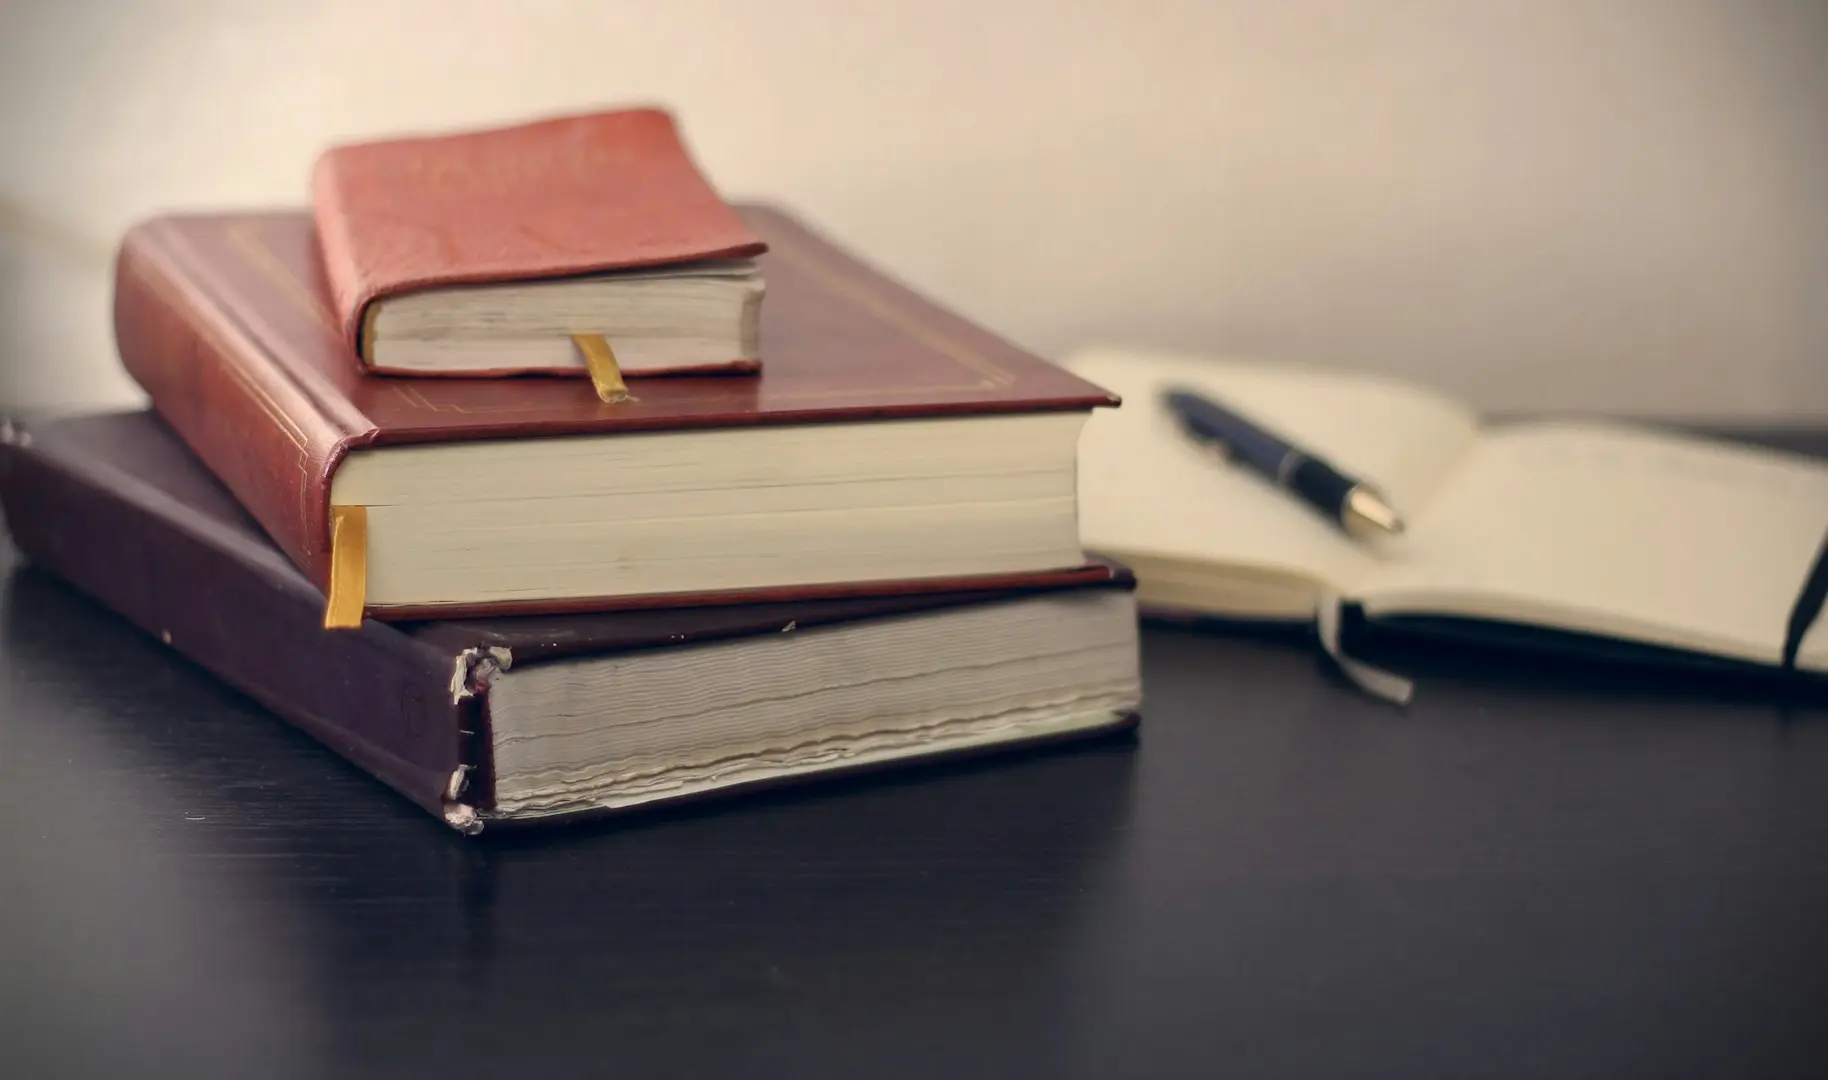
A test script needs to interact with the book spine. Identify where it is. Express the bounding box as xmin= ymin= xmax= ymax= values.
xmin=0 ymin=429 xmax=482 ymax=829
xmin=113 ymin=220 xmax=351 ymax=589
xmin=307 ymin=150 xmax=367 ymax=355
